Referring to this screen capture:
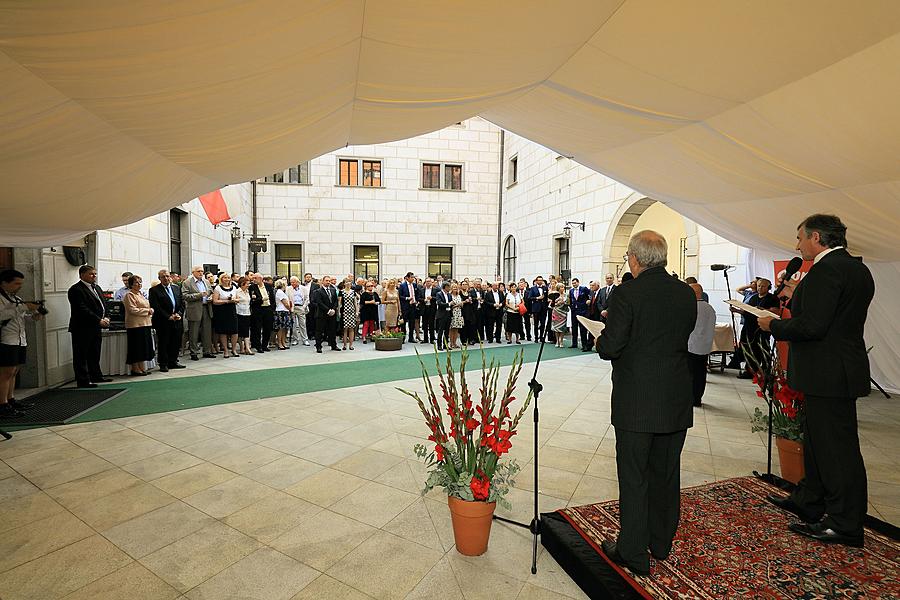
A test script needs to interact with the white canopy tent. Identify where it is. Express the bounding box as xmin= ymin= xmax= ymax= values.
xmin=1 ymin=0 xmax=898 ymax=388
